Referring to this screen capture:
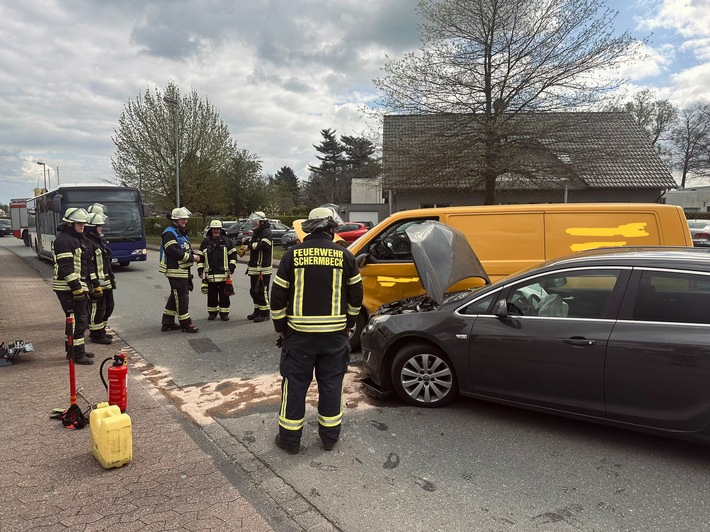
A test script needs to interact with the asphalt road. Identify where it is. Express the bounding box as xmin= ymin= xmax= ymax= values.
xmin=3 ymin=236 xmax=710 ymax=532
